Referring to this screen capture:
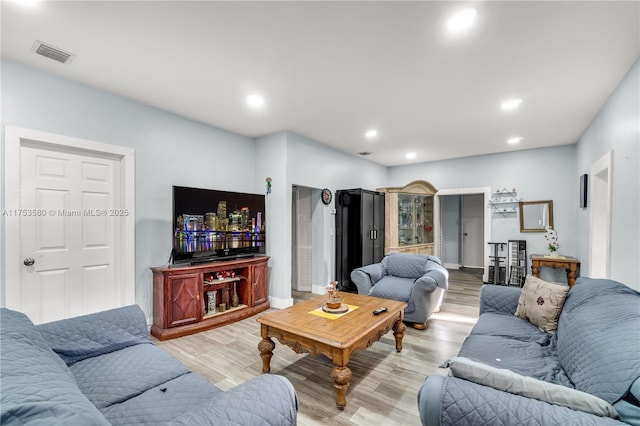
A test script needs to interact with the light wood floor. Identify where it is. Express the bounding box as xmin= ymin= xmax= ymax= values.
xmin=153 ymin=268 xmax=483 ymax=426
